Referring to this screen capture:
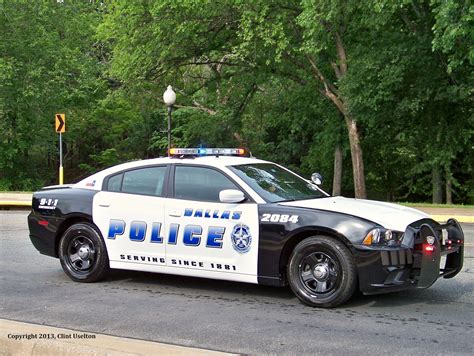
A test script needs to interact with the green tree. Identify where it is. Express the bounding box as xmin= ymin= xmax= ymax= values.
xmin=0 ymin=1 xmax=106 ymax=189
xmin=1 ymin=0 xmax=471 ymax=204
